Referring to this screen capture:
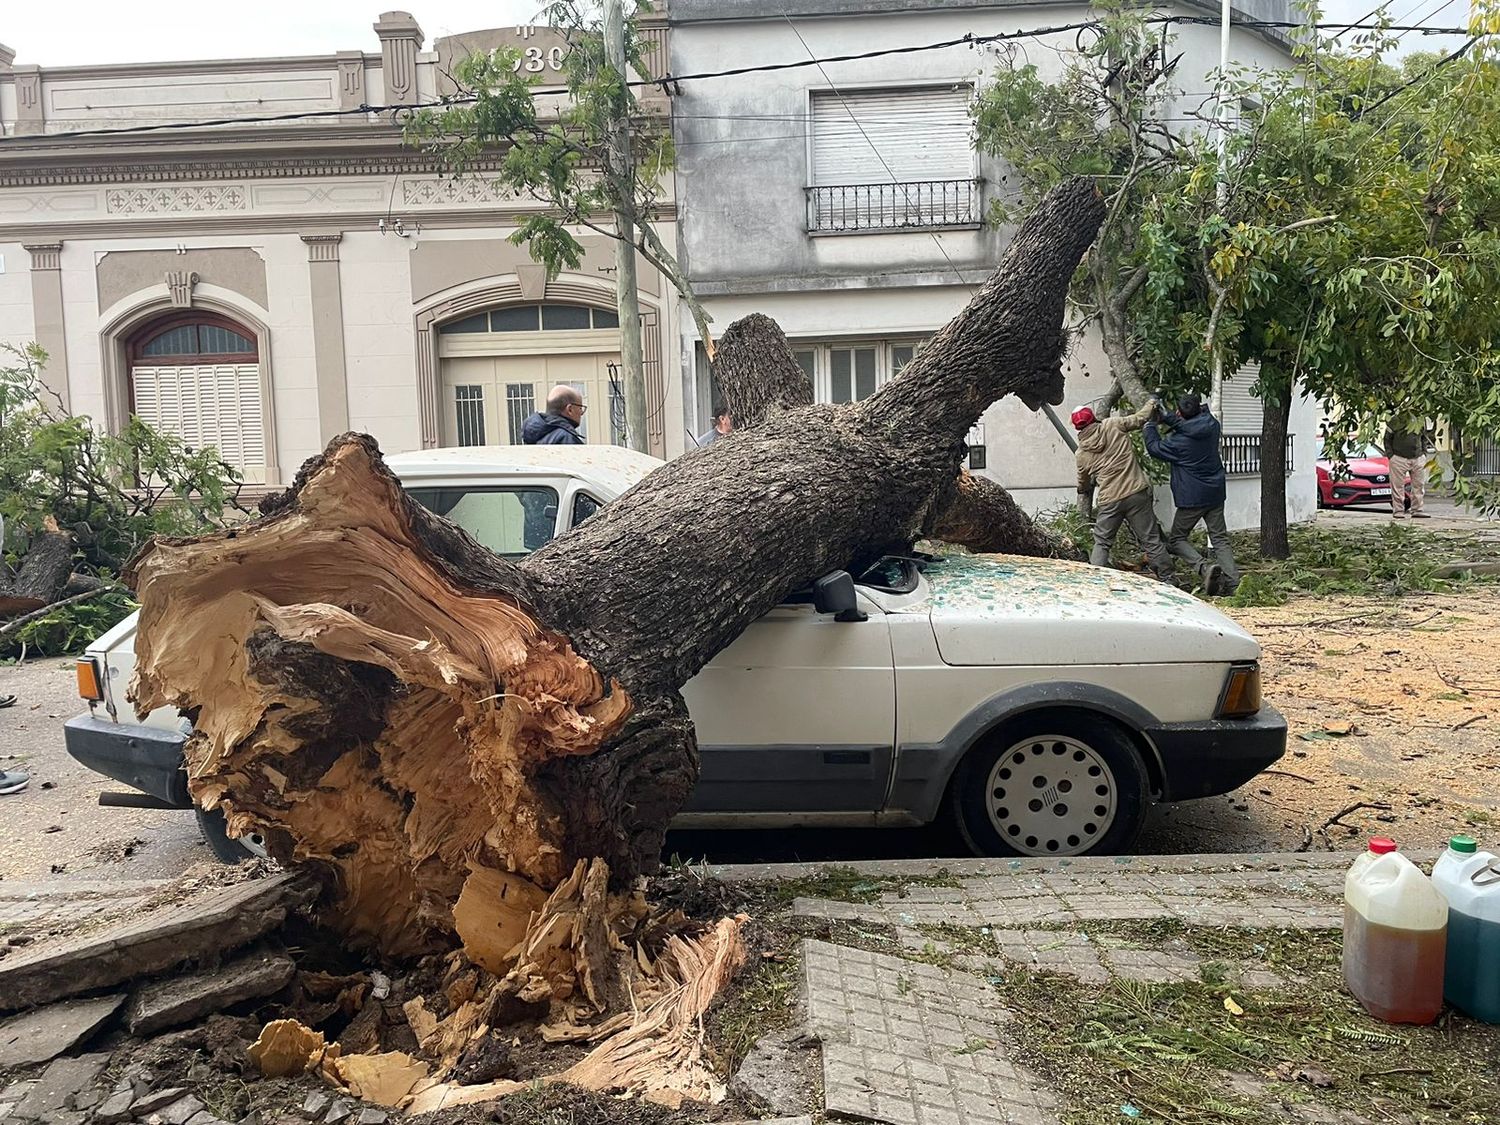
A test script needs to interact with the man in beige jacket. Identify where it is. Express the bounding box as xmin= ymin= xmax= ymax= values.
xmin=1074 ymin=400 xmax=1174 ymax=580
